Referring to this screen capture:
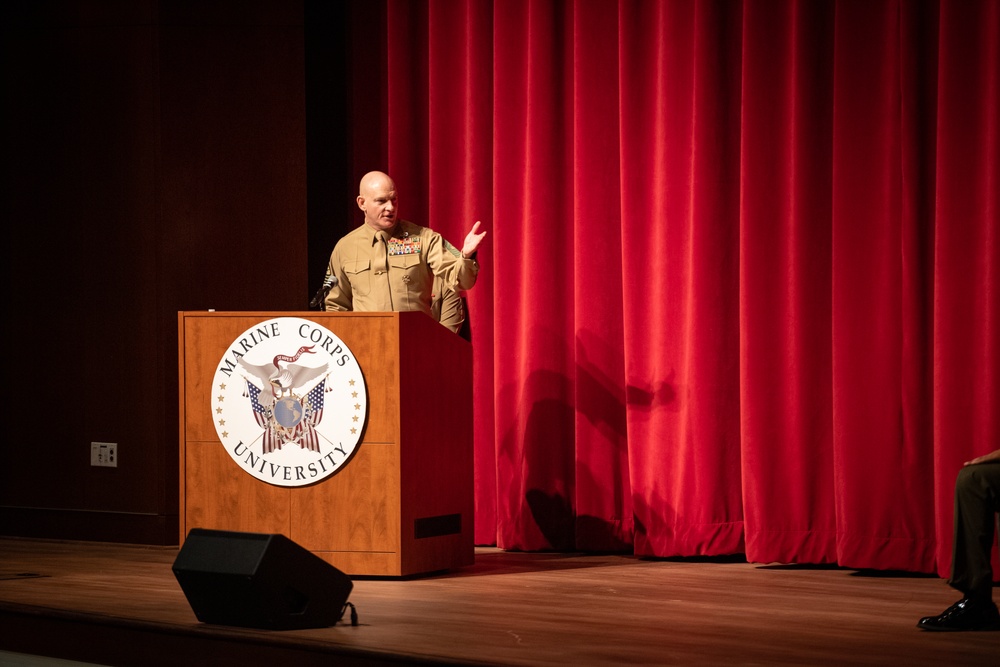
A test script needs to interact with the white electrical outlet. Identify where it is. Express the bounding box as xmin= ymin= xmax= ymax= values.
xmin=90 ymin=442 xmax=117 ymax=467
